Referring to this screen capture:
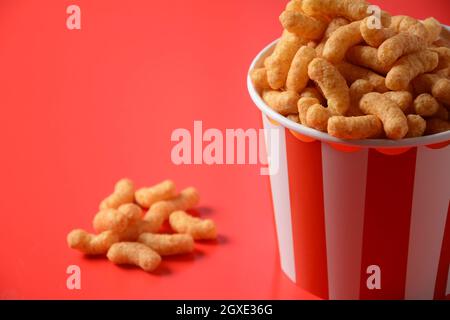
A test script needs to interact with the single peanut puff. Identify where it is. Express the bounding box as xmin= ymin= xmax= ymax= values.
xmin=135 ymin=180 xmax=176 ymax=208
xmin=378 ymin=33 xmax=427 ymax=66
xmin=280 ymin=10 xmax=327 ymax=40
xmin=328 ymin=115 xmax=383 ymax=140
xmin=144 ymin=187 xmax=200 ymax=230
xmin=306 ymin=104 xmax=333 ymax=132
xmin=323 ymin=21 xmax=363 ymax=64
xmin=99 ymin=178 xmax=135 ymax=210
xmin=169 ymin=211 xmax=217 ymax=240
xmin=107 ymin=242 xmax=162 ymax=272
xmin=422 ymin=17 xmax=442 ymax=44
xmin=406 ymin=115 xmax=426 ymax=138
xmin=414 ymin=94 xmax=440 ymax=117
xmin=390 ymin=15 xmax=428 ymax=40
xmin=67 ymin=230 xmax=119 ymax=255
xmin=386 ymin=50 xmax=439 ymax=91
xmin=262 ymin=90 xmax=300 ymax=115
xmin=286 ymin=46 xmax=317 ymax=93
xmin=138 ymin=233 xmax=195 ymax=256
xmin=302 ymin=0 xmax=369 ymax=21
xmin=360 ymin=92 xmax=408 ymax=140
xmin=308 ymin=58 xmax=350 ymax=115
xmin=315 ymin=17 xmax=349 ymax=56
xmin=430 ymin=79 xmax=450 ymax=106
